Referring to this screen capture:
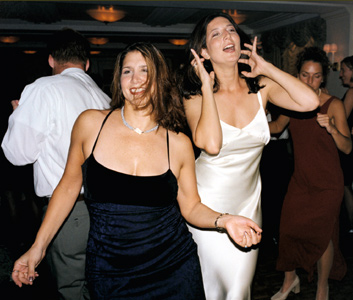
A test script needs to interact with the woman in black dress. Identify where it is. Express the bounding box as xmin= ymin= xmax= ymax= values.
xmin=11 ymin=42 xmax=262 ymax=299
